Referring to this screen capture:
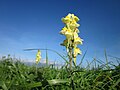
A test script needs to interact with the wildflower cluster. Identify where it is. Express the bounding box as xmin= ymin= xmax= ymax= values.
xmin=60 ymin=13 xmax=83 ymax=65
